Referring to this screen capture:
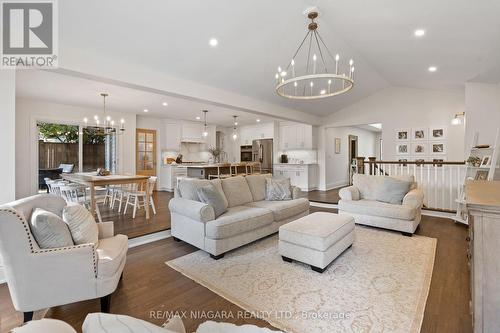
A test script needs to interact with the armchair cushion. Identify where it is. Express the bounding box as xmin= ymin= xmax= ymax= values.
xmin=96 ymin=234 xmax=128 ymax=278
xmin=339 ymin=186 xmax=360 ymax=201
xmin=62 ymin=204 xmax=98 ymax=245
xmin=403 ymin=188 xmax=425 ymax=209
xmin=30 ymin=208 xmax=74 ymax=249
xmin=339 ymin=199 xmax=417 ymax=221
xmin=374 ymin=177 xmax=412 ymax=204
xmin=168 ymin=197 xmax=215 ymax=222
